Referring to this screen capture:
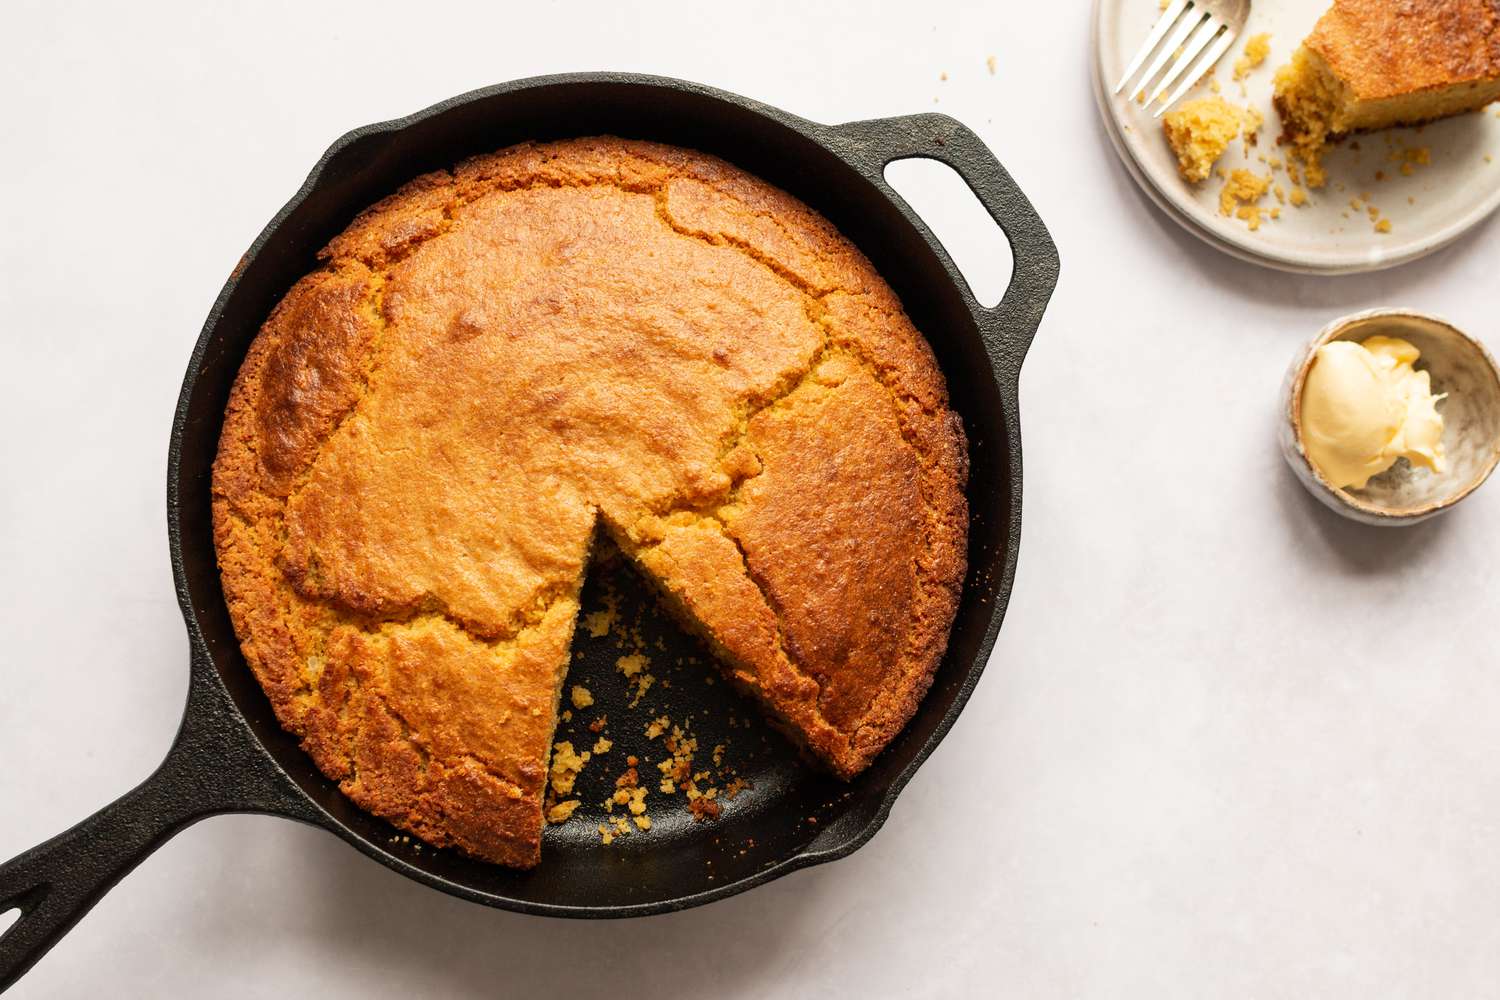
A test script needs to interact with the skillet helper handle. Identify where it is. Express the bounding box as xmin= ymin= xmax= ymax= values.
xmin=0 ymin=665 xmax=315 ymax=992
xmin=822 ymin=112 xmax=1060 ymax=379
